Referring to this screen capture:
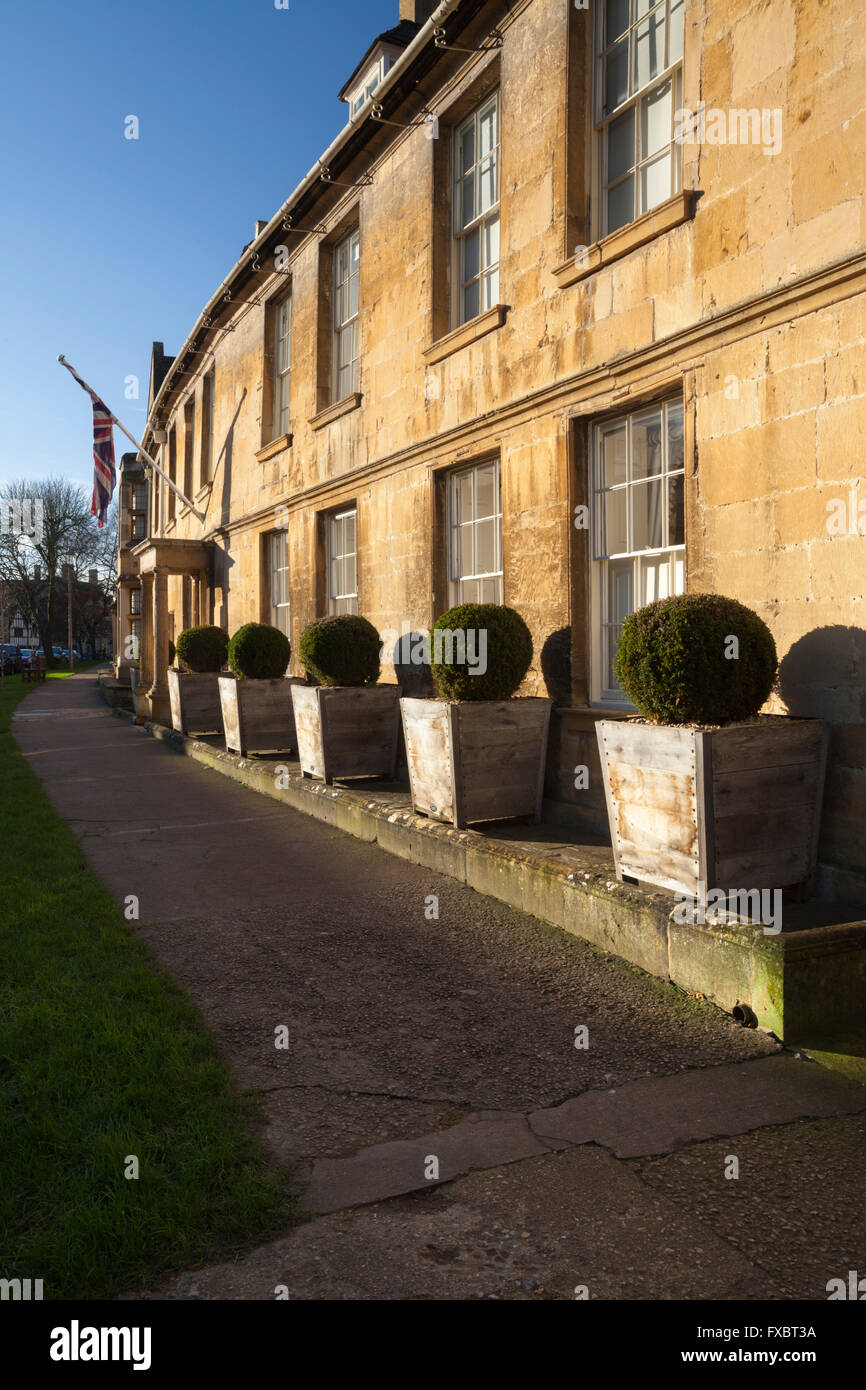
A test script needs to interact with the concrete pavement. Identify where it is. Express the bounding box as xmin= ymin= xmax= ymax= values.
xmin=14 ymin=673 xmax=866 ymax=1300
